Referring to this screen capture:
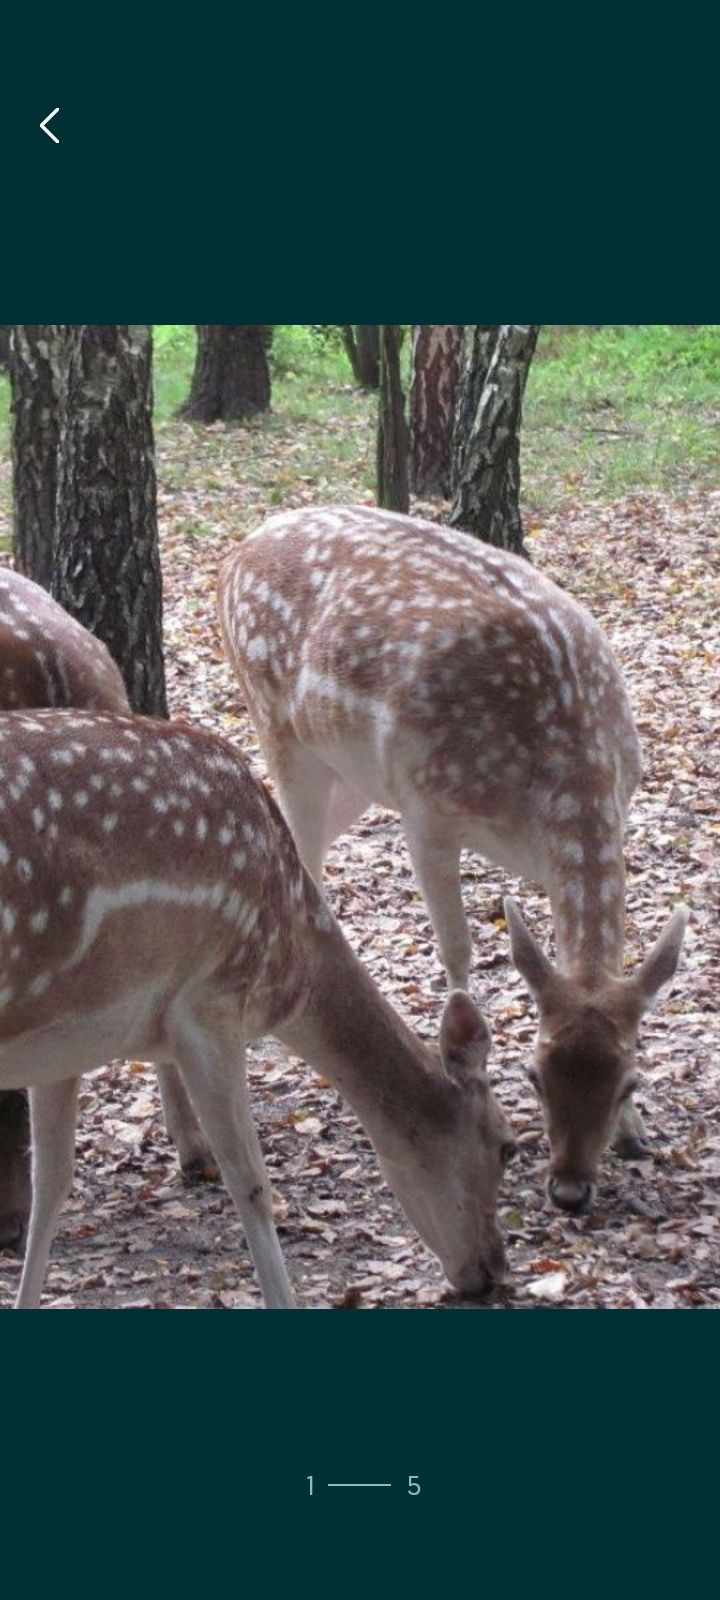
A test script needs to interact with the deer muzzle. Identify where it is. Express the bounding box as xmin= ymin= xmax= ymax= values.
xmin=547 ymin=1174 xmax=597 ymax=1214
